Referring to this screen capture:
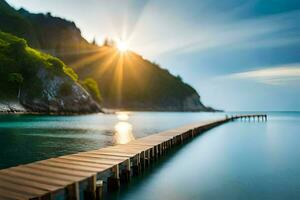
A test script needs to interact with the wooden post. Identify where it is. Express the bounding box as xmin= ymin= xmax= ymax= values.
xmin=96 ymin=180 xmax=103 ymax=200
xmin=38 ymin=194 xmax=51 ymax=200
xmin=120 ymin=159 xmax=131 ymax=184
xmin=66 ymin=182 xmax=80 ymax=200
xmin=132 ymin=155 xmax=139 ymax=176
xmin=85 ymin=175 xmax=96 ymax=200
xmin=146 ymin=149 xmax=151 ymax=166
xmin=140 ymin=151 xmax=146 ymax=170
xmin=107 ymin=165 xmax=120 ymax=191
xmin=154 ymin=146 xmax=158 ymax=159
xmin=150 ymin=147 xmax=154 ymax=161
xmin=180 ymin=135 xmax=183 ymax=144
